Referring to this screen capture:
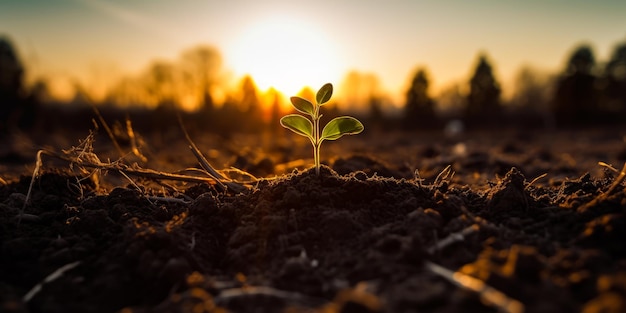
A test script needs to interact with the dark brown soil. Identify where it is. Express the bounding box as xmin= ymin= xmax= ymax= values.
xmin=1 ymin=129 xmax=626 ymax=313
